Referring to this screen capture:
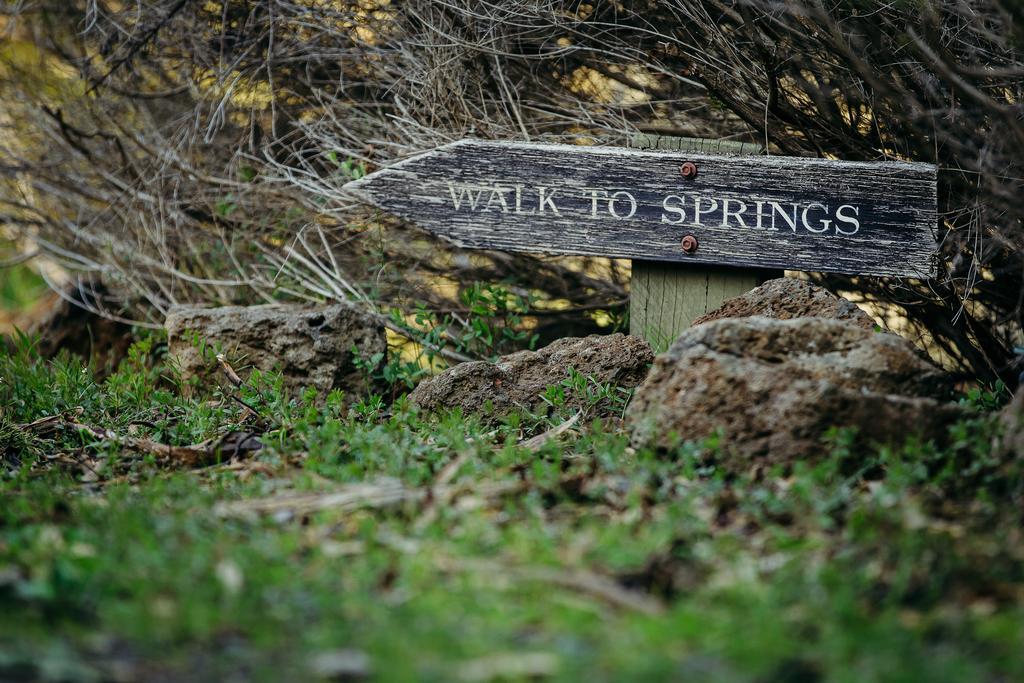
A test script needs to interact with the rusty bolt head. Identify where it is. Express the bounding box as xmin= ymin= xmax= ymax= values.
xmin=681 ymin=234 xmax=699 ymax=254
xmin=680 ymin=161 xmax=698 ymax=179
